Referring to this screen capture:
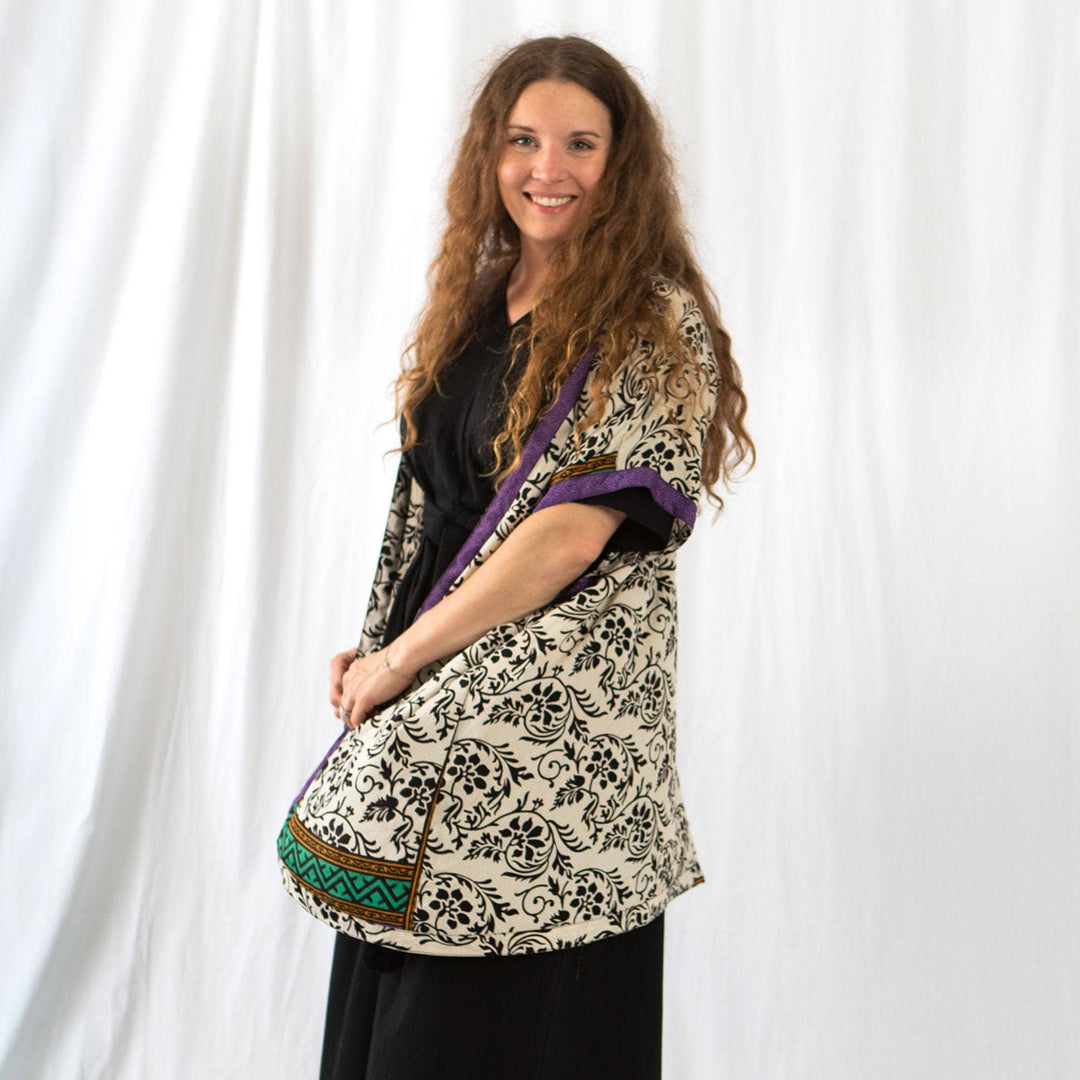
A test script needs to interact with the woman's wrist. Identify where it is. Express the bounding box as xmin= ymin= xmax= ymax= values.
xmin=386 ymin=630 xmax=430 ymax=680
xmin=382 ymin=643 xmax=411 ymax=679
